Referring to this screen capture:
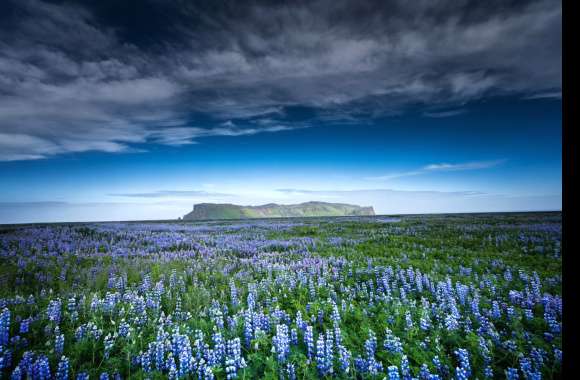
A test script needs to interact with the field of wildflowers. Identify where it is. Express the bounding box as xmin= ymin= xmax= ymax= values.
xmin=0 ymin=212 xmax=562 ymax=379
